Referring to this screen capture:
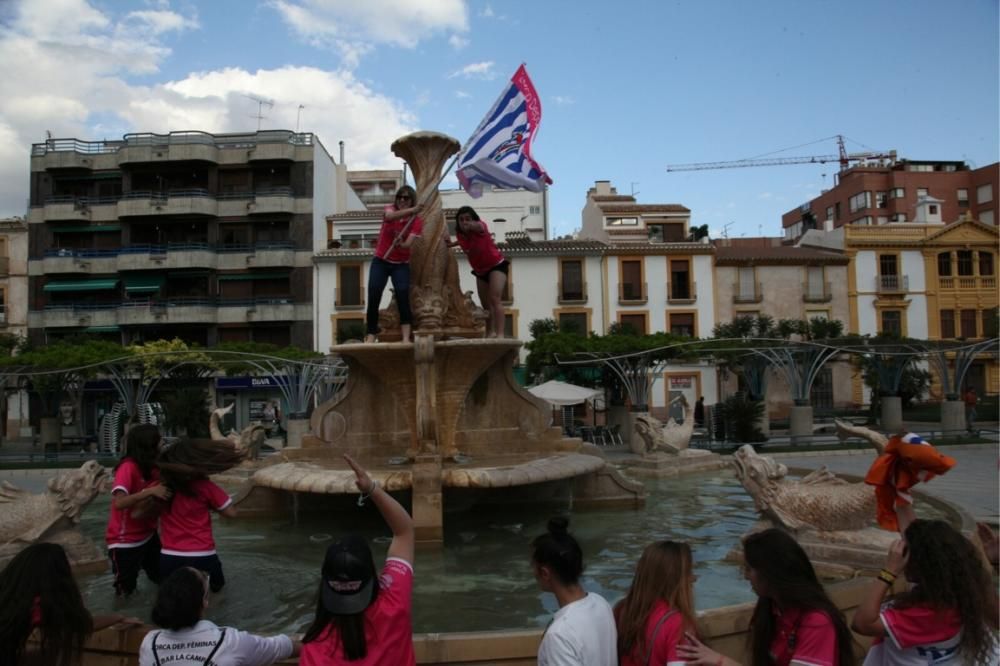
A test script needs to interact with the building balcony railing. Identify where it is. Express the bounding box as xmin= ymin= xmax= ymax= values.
xmin=876 ymin=275 xmax=909 ymax=294
xmin=618 ymin=281 xmax=647 ymax=304
xmin=667 ymin=280 xmax=697 ymax=304
xmin=37 ymin=296 xmax=306 ymax=328
xmin=733 ymin=282 xmax=762 ymax=303
xmin=803 ymin=281 xmax=833 ymax=303
xmin=939 ymin=276 xmax=996 ymax=290
xmin=557 ymin=281 xmax=588 ymax=304
xmin=117 ymin=189 xmax=218 ymax=217
xmin=40 ymin=243 xmax=300 ymax=273
xmin=335 ymin=288 xmax=365 ymax=310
